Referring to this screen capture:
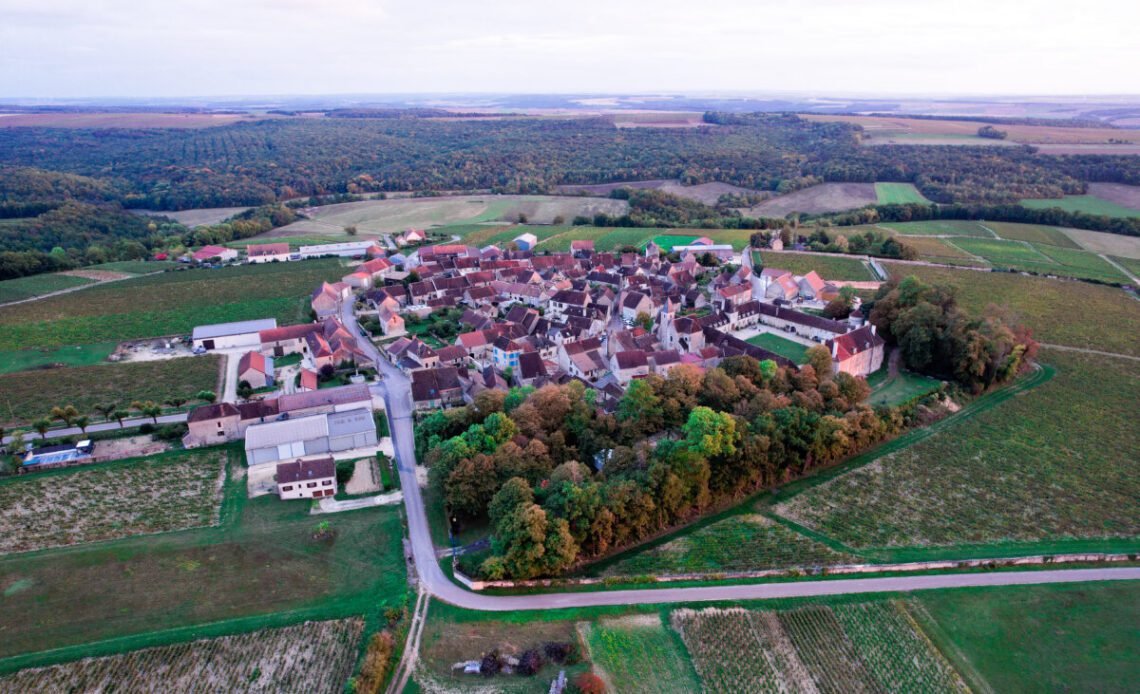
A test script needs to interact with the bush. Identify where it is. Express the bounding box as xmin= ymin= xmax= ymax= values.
xmin=480 ymin=649 xmax=502 ymax=677
xmin=154 ymin=423 xmax=188 ymax=441
xmin=517 ymin=649 xmax=544 ymax=676
xmin=543 ymin=642 xmax=574 ymax=664
xmin=336 ymin=460 xmax=356 ymax=487
xmin=354 ymin=630 xmax=394 ymax=694
xmin=574 ymin=672 xmax=606 ymax=694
